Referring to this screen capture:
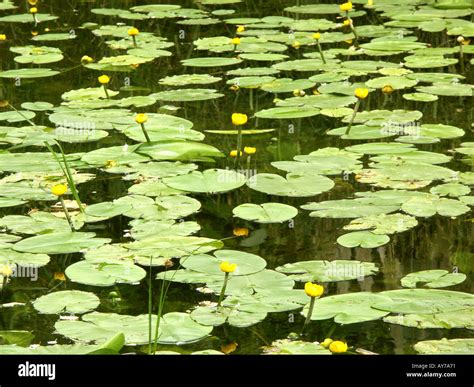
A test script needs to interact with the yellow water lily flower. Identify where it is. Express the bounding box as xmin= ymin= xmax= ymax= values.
xmin=382 ymin=84 xmax=394 ymax=95
xmin=340 ymin=2 xmax=353 ymax=12
xmin=229 ymin=84 xmax=240 ymax=91
xmin=355 ymin=87 xmax=369 ymax=99
xmin=231 ymin=113 xmax=248 ymax=126
xmin=51 ymin=184 xmax=68 ymax=197
xmin=128 ymin=27 xmax=139 ymax=36
xmin=236 ymin=25 xmax=245 ymax=33
xmin=367 ymin=0 xmax=374 ymax=6
xmin=0 ymin=100 xmax=9 ymax=108
xmin=29 ymin=7 xmax=38 ymax=14
xmin=229 ymin=150 xmax=243 ymax=158
xmin=312 ymin=32 xmax=321 ymax=40
xmin=28 ymin=0 xmax=38 ymax=5
xmin=244 ymin=146 xmax=256 ymax=155
xmin=233 ymin=227 xmax=249 ymax=237
xmin=320 ymin=338 xmax=333 ymax=348
xmin=231 ymin=37 xmax=241 ymax=45
xmin=98 ymin=74 xmax=110 ymax=84
xmin=0 ymin=34 xmax=6 ymax=41
xmin=135 ymin=113 xmax=148 ymax=124
xmin=0 ymin=265 xmax=13 ymax=278
xmin=221 ymin=341 xmax=238 ymax=354
xmin=54 ymin=272 xmax=66 ymax=281
xmin=81 ymin=55 xmax=93 ymax=64
xmin=304 ymin=282 xmax=324 ymax=298
xmin=292 ymin=41 xmax=301 ymax=49
xmin=329 ymin=340 xmax=348 ymax=353
xmin=219 ymin=261 xmax=237 ymax=273
xmin=343 ymin=19 xmax=351 ymax=26
xmin=31 ymin=31 xmax=38 ymax=36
